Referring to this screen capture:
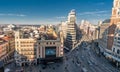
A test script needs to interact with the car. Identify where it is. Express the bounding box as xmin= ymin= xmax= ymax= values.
xmin=82 ymin=56 xmax=84 ymax=58
xmin=76 ymin=60 xmax=81 ymax=66
xmin=87 ymin=61 xmax=92 ymax=65
xmin=82 ymin=67 xmax=88 ymax=72
xmin=41 ymin=64 xmax=46 ymax=69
